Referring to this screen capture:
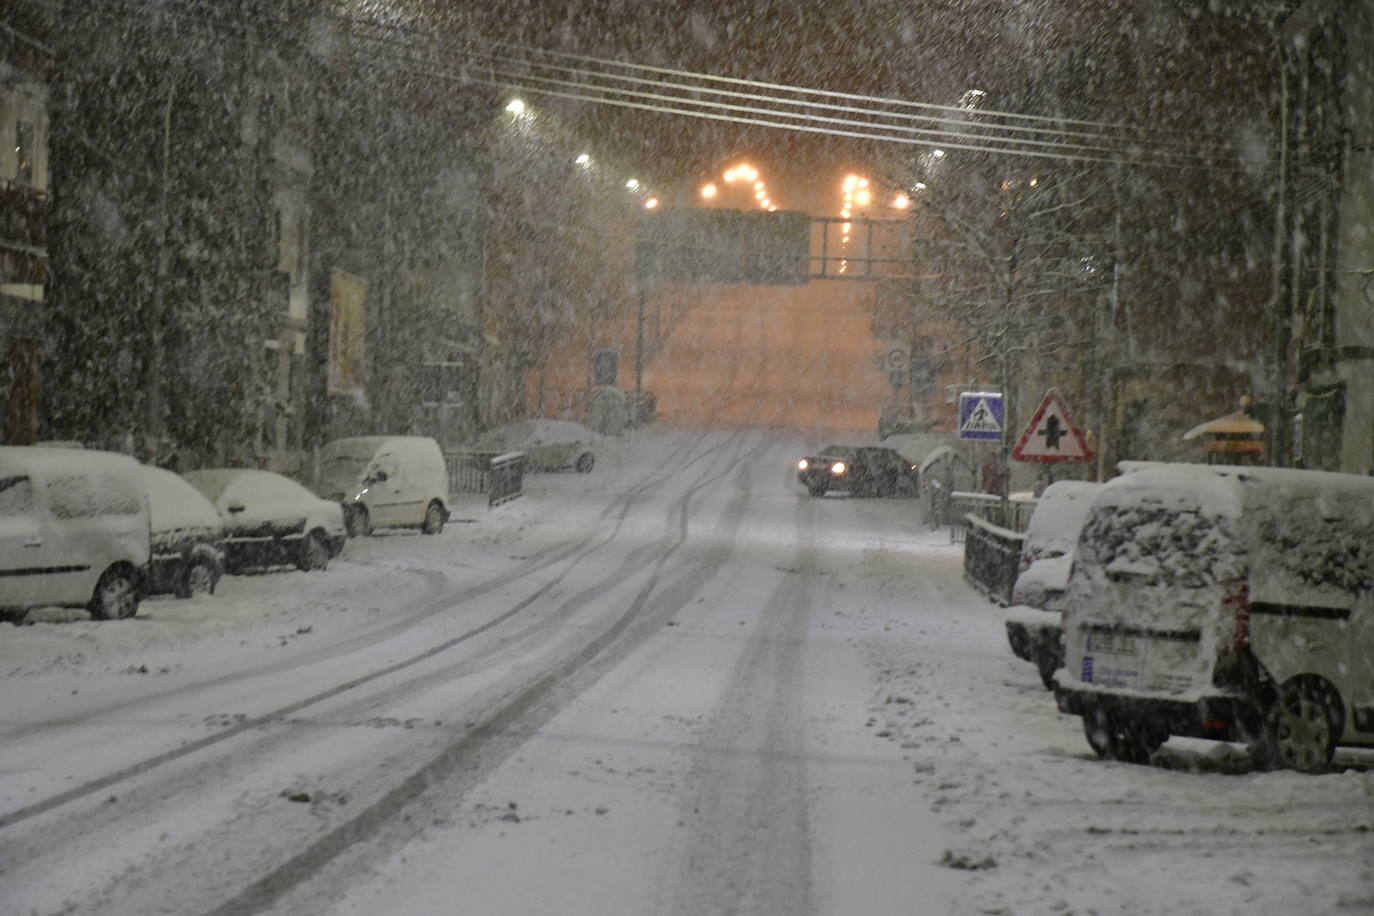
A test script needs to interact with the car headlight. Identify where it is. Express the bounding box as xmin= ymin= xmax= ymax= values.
xmin=797 ymin=459 xmax=809 ymax=471
xmin=831 ymin=461 xmax=846 ymax=475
